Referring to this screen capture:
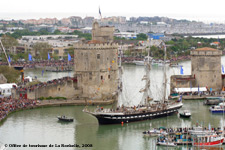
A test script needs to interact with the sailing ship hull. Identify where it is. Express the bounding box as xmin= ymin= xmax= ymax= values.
xmin=92 ymin=105 xmax=182 ymax=124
